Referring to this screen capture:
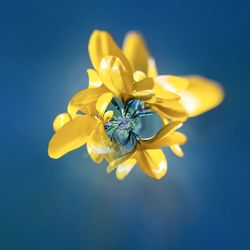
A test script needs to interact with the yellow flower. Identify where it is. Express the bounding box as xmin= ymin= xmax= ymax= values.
xmin=107 ymin=121 xmax=186 ymax=180
xmin=122 ymin=31 xmax=224 ymax=159
xmin=48 ymin=92 xmax=114 ymax=160
xmin=48 ymin=30 xmax=224 ymax=180
xmin=67 ymin=30 xmax=188 ymax=122
xmin=122 ymin=31 xmax=224 ymax=118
